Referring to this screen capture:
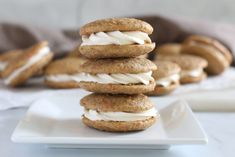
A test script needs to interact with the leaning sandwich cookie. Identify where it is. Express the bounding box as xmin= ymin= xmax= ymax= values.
xmin=147 ymin=60 xmax=181 ymax=96
xmin=181 ymin=35 xmax=233 ymax=75
xmin=0 ymin=50 xmax=22 ymax=77
xmin=78 ymin=58 xmax=157 ymax=94
xmin=80 ymin=93 xmax=159 ymax=132
xmin=156 ymin=54 xmax=208 ymax=84
xmin=79 ymin=18 xmax=155 ymax=58
xmin=1 ymin=41 xmax=53 ymax=87
xmin=45 ymin=57 xmax=88 ymax=88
